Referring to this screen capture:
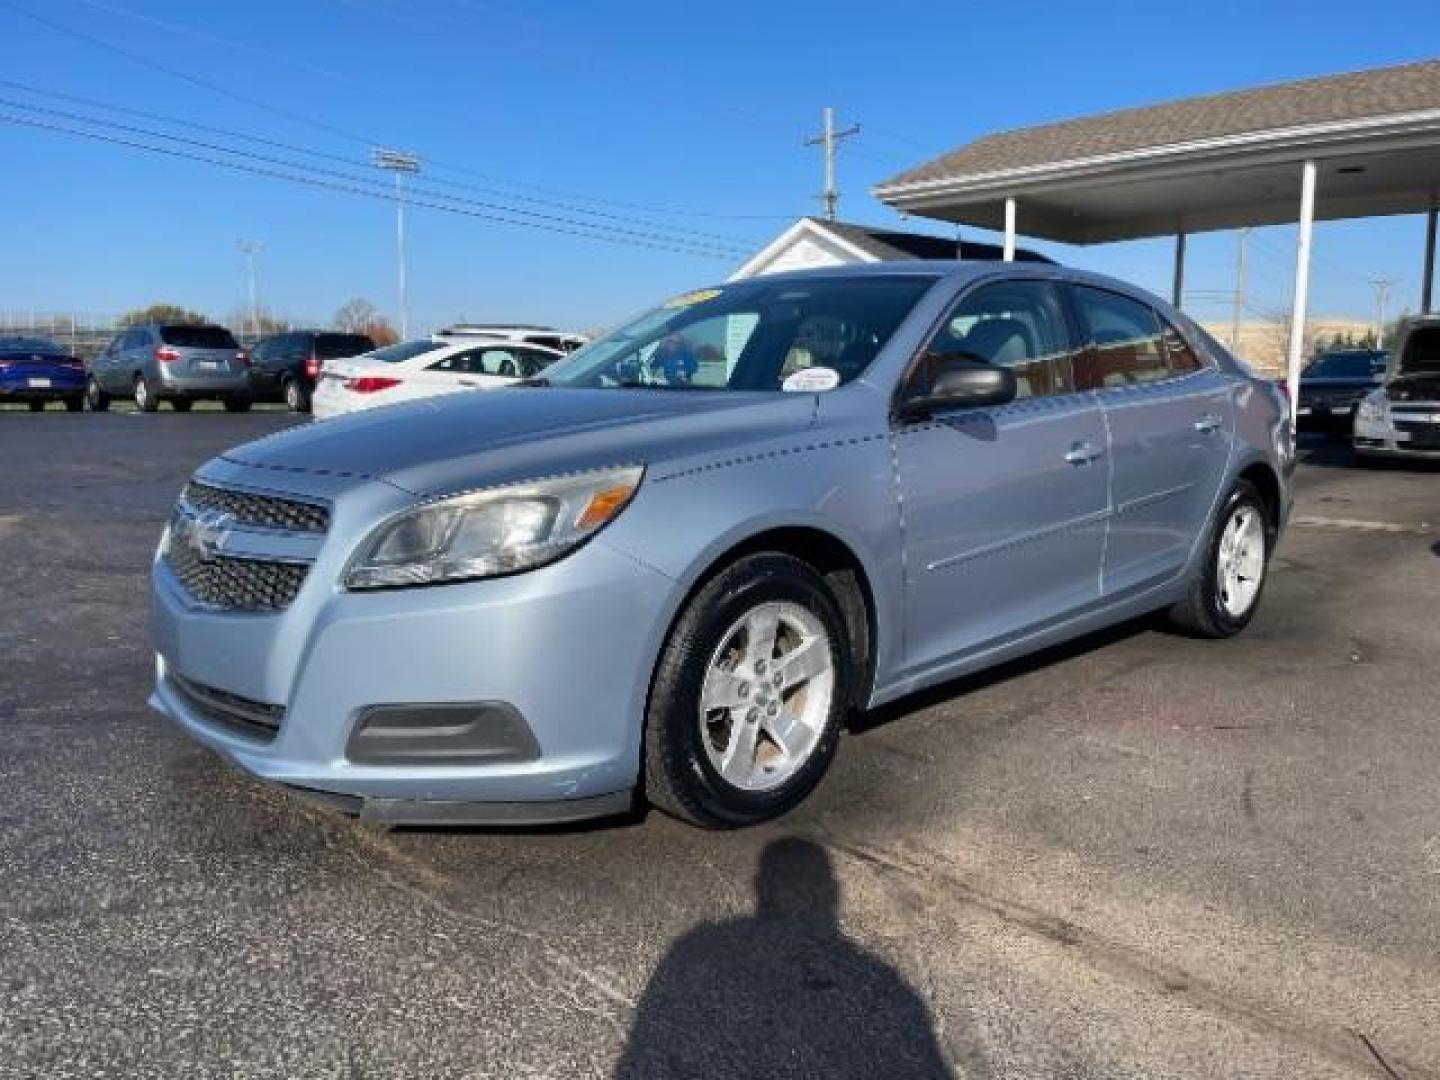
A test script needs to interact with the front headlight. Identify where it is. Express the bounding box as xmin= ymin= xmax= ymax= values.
xmin=1357 ymin=390 xmax=1389 ymax=424
xmin=345 ymin=465 xmax=644 ymax=589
